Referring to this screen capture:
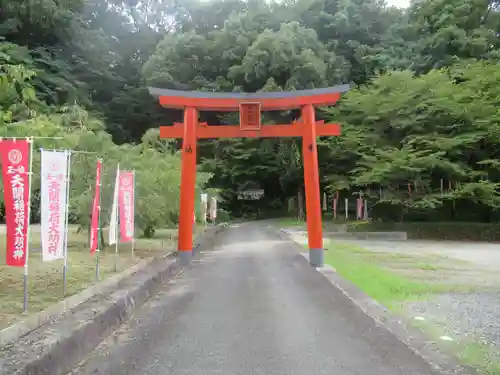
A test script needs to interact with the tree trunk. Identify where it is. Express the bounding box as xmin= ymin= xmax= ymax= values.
xmin=297 ymin=188 xmax=305 ymax=221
